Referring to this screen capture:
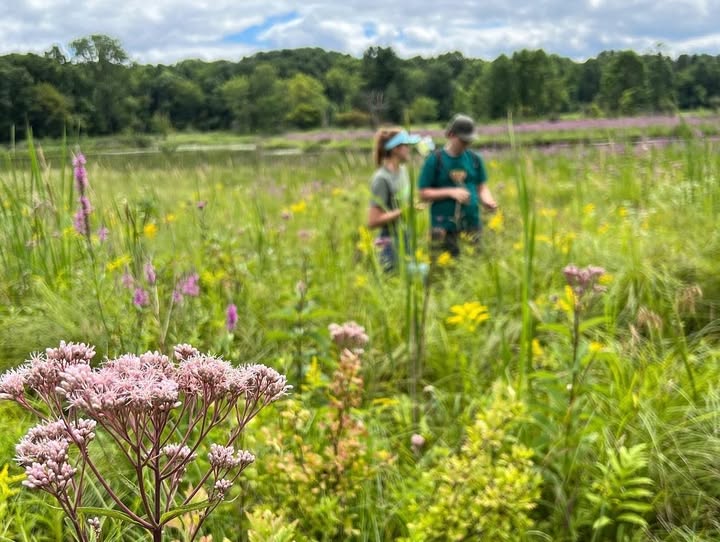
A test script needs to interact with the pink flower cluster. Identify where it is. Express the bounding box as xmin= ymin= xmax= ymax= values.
xmin=15 ymin=418 xmax=96 ymax=491
xmin=563 ymin=264 xmax=606 ymax=297
xmin=0 ymin=341 xmax=290 ymax=542
xmin=329 ymin=321 xmax=370 ymax=353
